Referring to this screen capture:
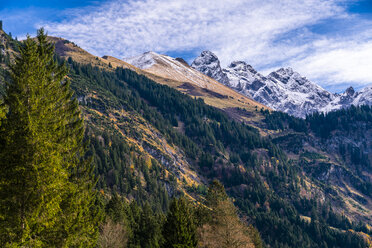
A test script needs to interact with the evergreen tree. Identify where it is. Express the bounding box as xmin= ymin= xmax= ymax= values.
xmin=138 ymin=203 xmax=163 ymax=248
xmin=0 ymin=28 xmax=100 ymax=247
xmin=205 ymin=180 xmax=228 ymax=208
xmin=162 ymin=197 xmax=197 ymax=248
